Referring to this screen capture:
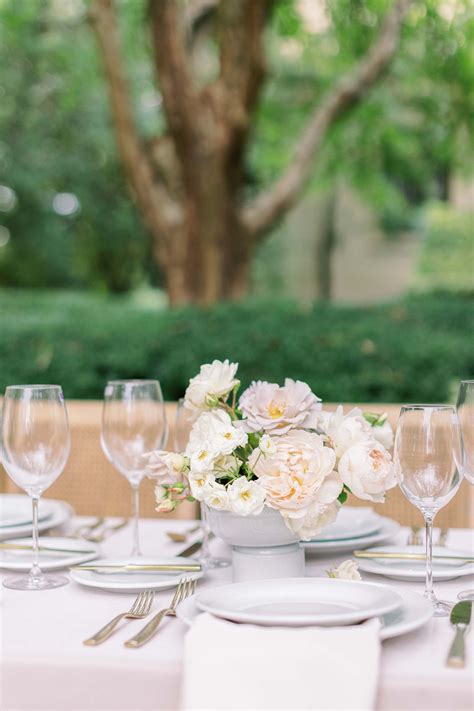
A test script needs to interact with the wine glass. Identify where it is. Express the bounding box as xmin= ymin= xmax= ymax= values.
xmin=394 ymin=405 xmax=463 ymax=616
xmin=1 ymin=385 xmax=71 ymax=590
xmin=175 ymin=399 xmax=230 ymax=568
xmin=455 ymin=380 xmax=474 ymax=602
xmin=101 ymin=380 xmax=167 ymax=558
